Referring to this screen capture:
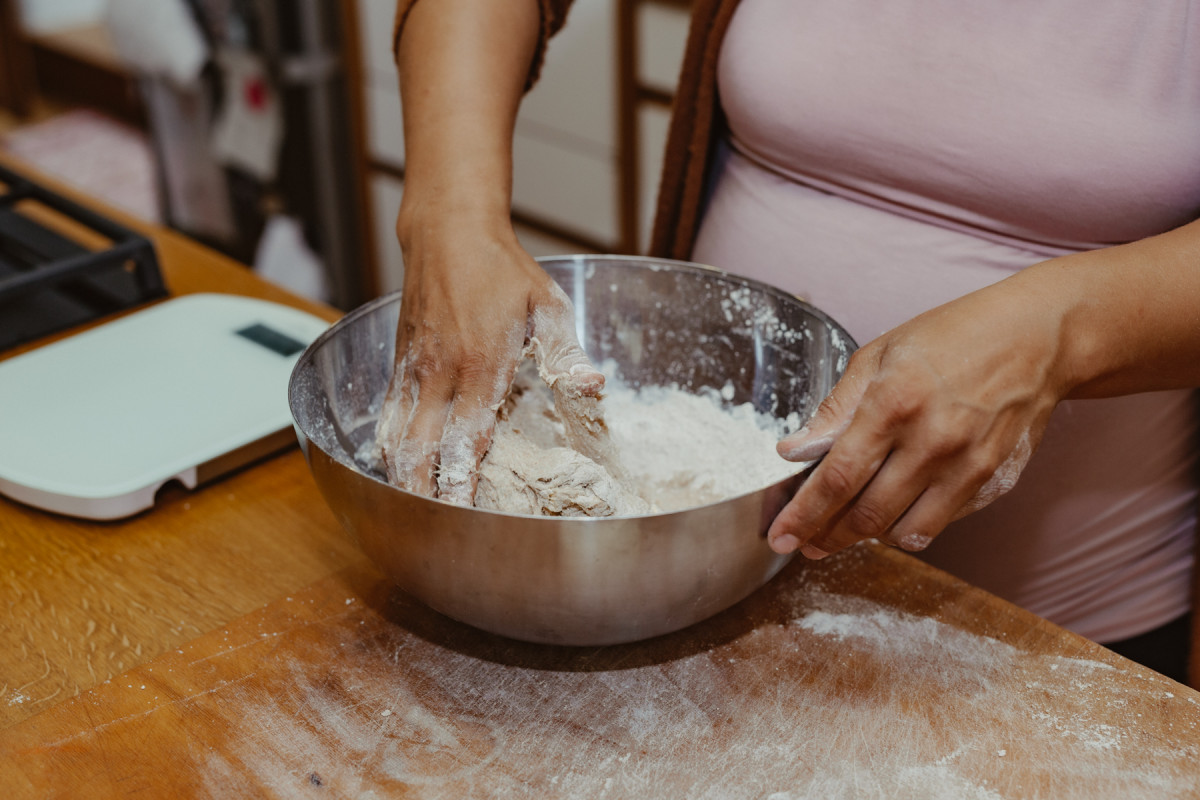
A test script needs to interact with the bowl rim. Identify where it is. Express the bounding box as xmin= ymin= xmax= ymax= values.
xmin=287 ymin=254 xmax=858 ymax=523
